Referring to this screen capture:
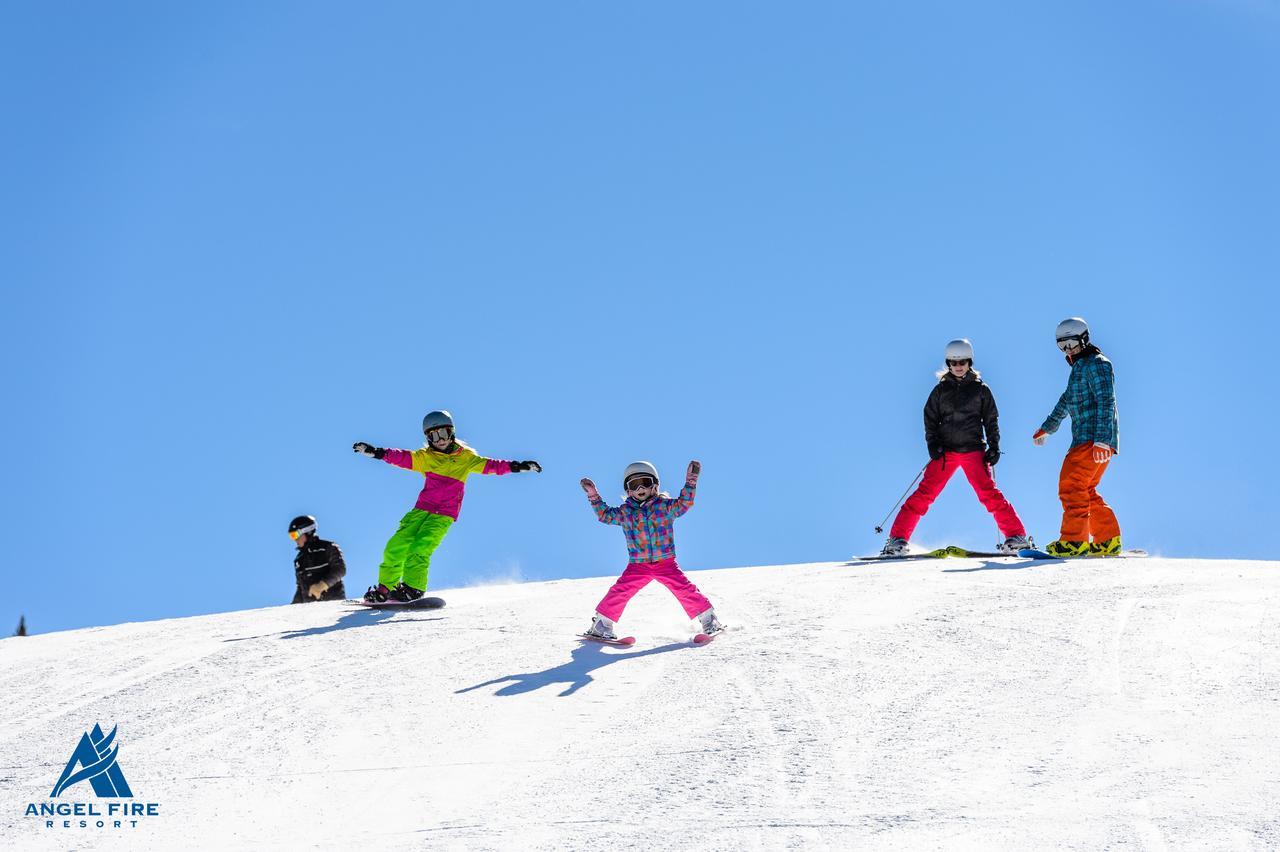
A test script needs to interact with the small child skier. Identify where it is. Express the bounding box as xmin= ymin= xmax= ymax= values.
xmin=580 ymin=459 xmax=723 ymax=640
xmin=353 ymin=410 xmax=541 ymax=603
